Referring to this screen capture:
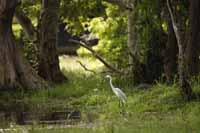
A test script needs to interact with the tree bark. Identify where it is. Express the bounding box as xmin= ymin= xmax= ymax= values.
xmin=38 ymin=0 xmax=67 ymax=83
xmin=164 ymin=7 xmax=178 ymax=82
xmin=167 ymin=0 xmax=193 ymax=100
xmin=186 ymin=0 xmax=200 ymax=77
xmin=0 ymin=0 xmax=45 ymax=90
